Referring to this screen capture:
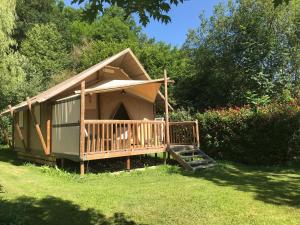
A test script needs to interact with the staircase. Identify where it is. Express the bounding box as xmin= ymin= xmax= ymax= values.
xmin=168 ymin=145 xmax=216 ymax=172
